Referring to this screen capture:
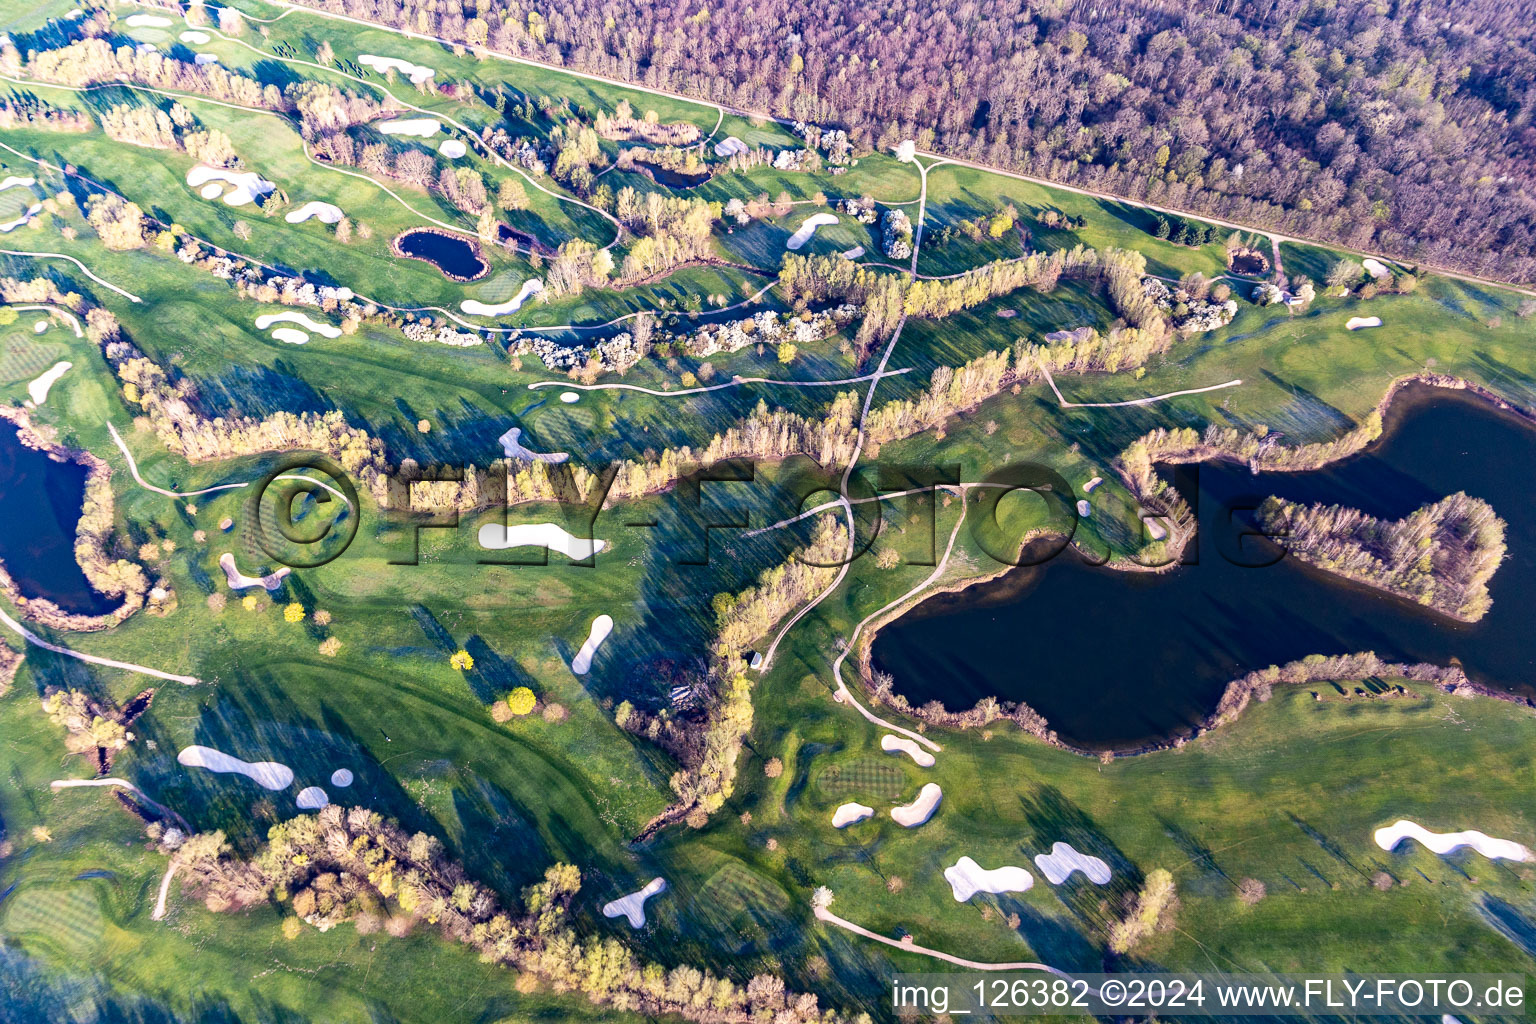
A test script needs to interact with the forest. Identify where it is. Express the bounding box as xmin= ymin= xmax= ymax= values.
xmin=293 ymin=0 xmax=1536 ymax=283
